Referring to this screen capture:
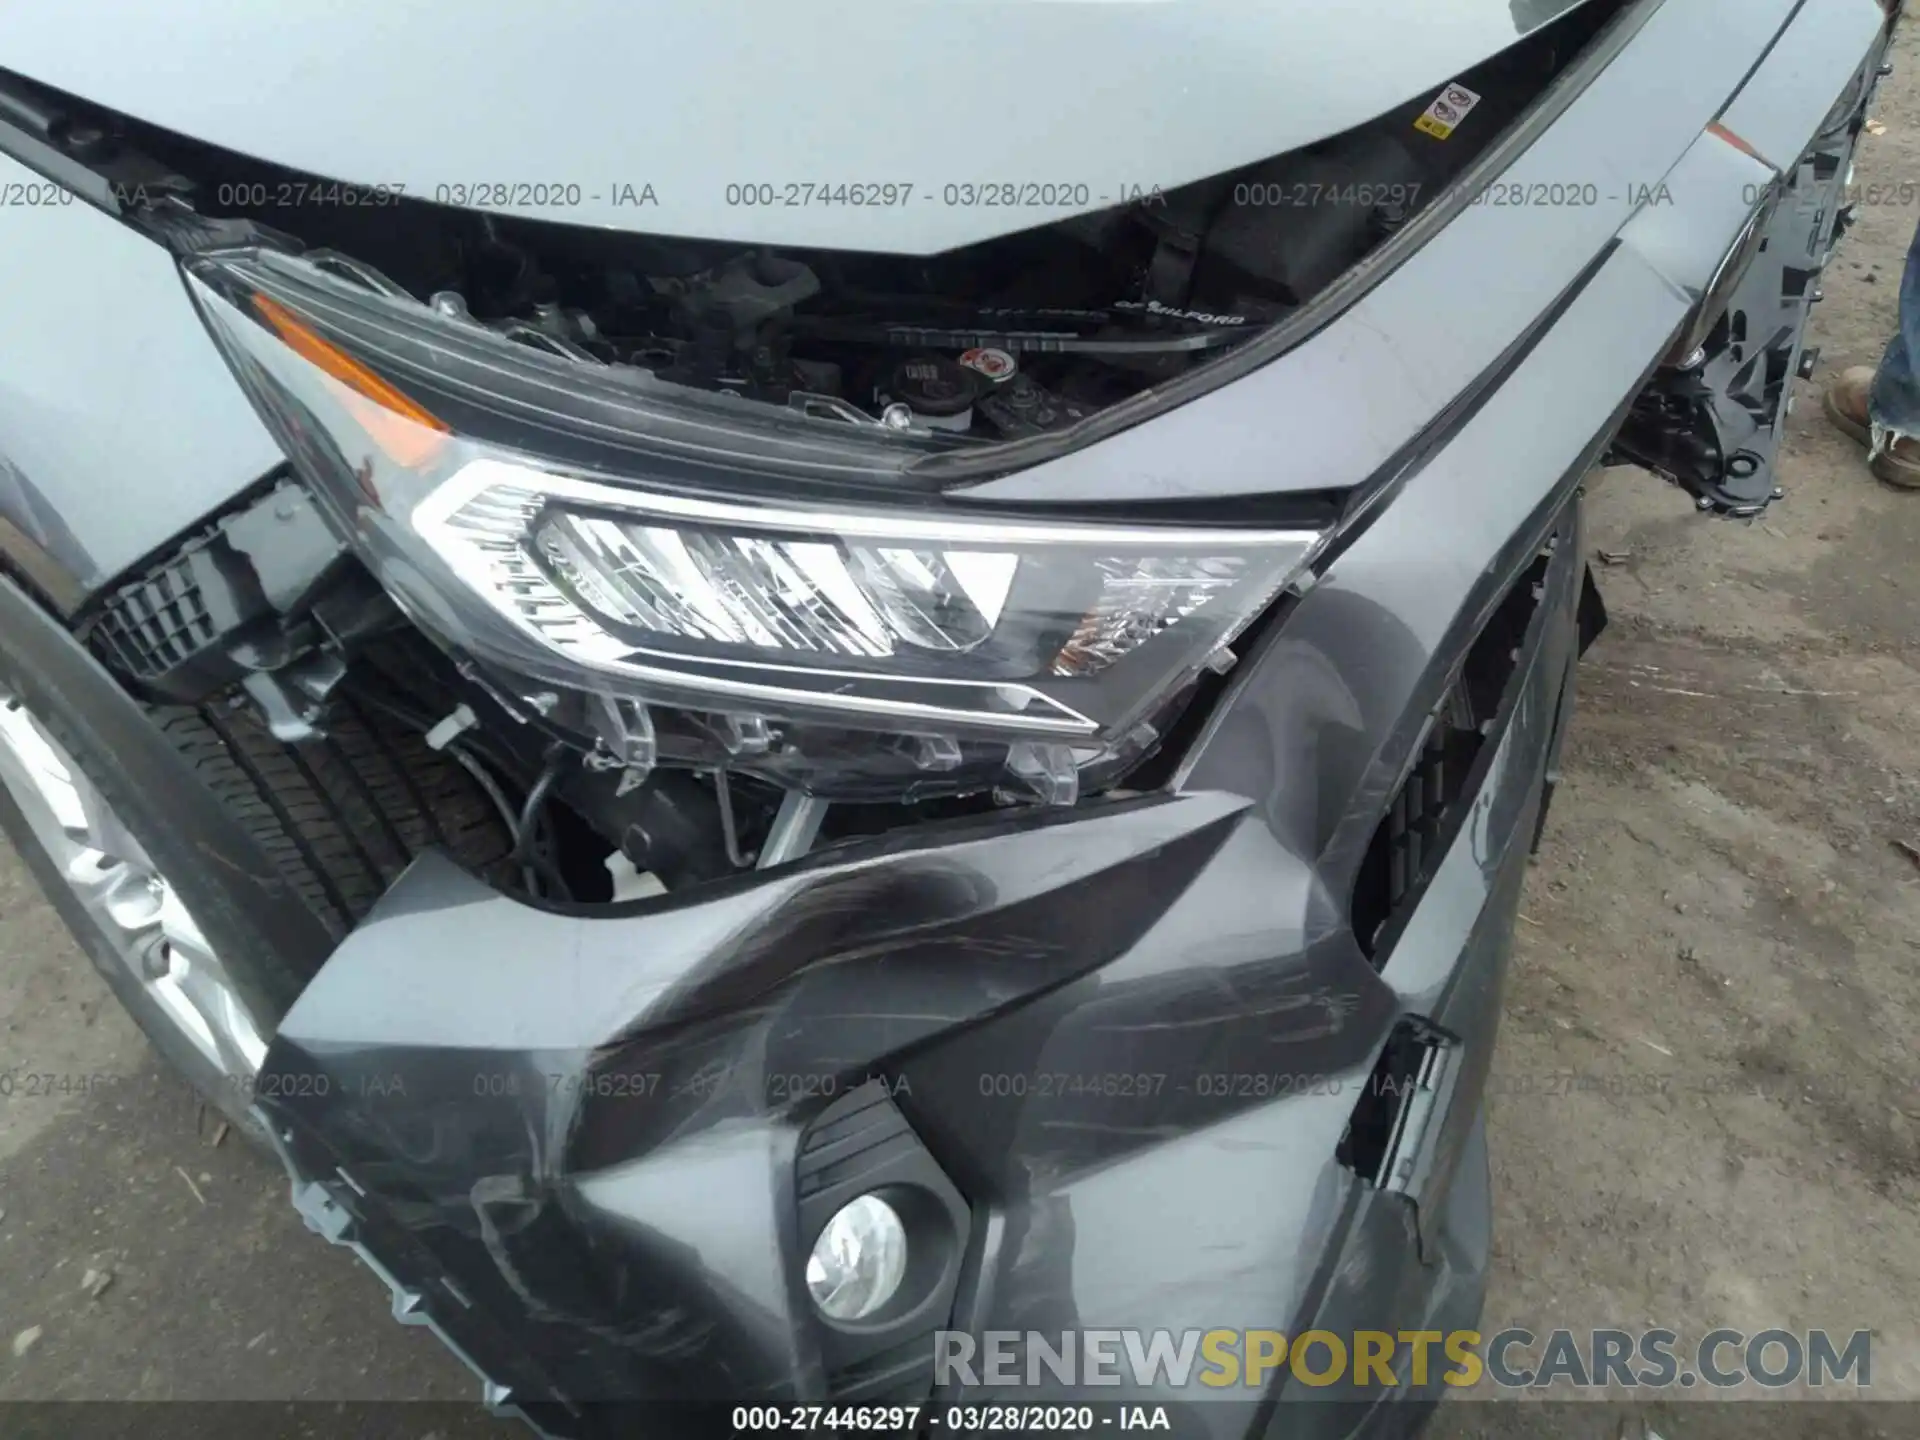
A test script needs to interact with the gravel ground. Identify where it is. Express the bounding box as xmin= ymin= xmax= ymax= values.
xmin=3 ymin=21 xmax=1919 ymax=1440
